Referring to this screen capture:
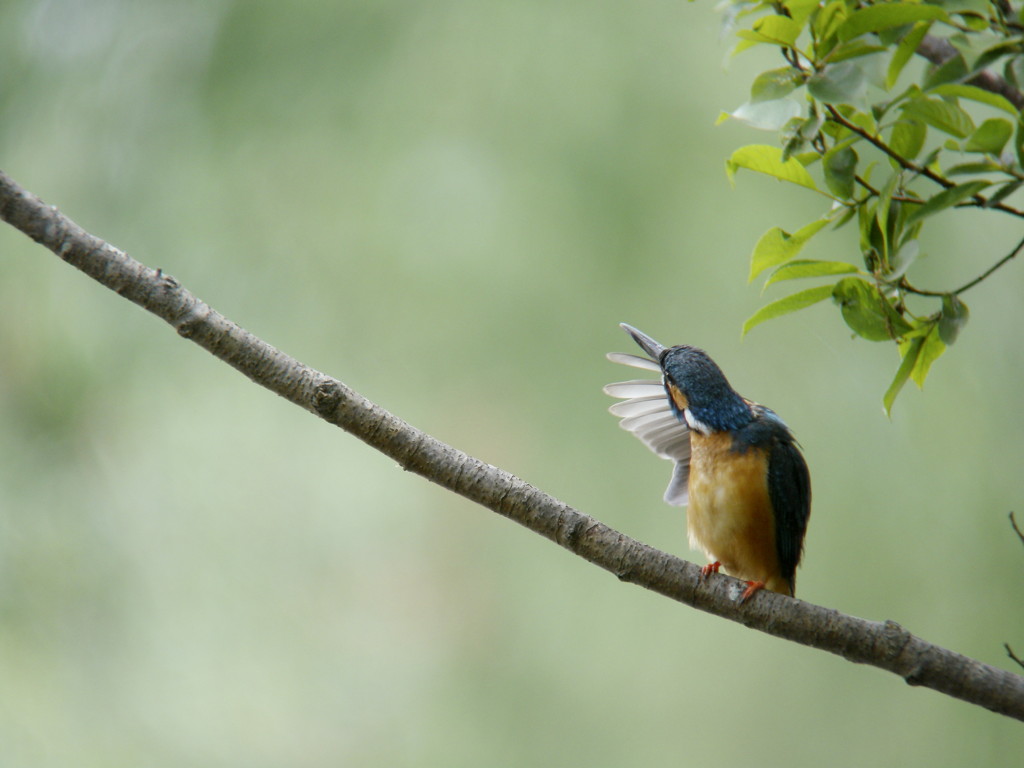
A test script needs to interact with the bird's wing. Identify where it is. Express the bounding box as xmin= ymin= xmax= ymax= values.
xmin=750 ymin=404 xmax=811 ymax=589
xmin=603 ymin=353 xmax=691 ymax=506
xmin=749 ymin=400 xmax=790 ymax=430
